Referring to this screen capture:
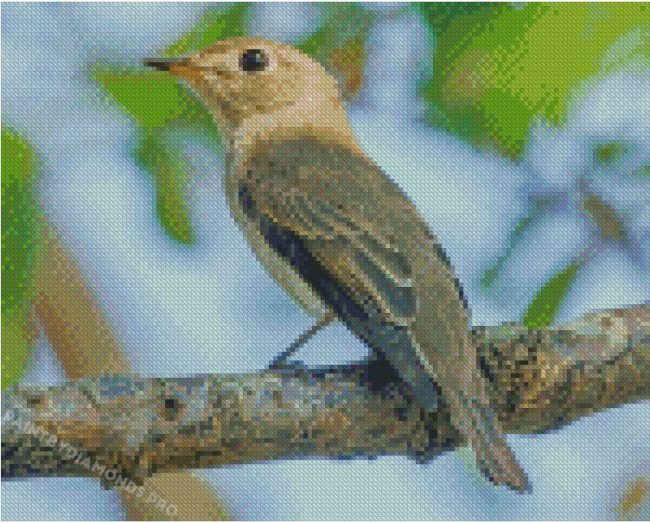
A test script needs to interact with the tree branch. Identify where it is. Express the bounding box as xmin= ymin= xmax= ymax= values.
xmin=32 ymin=227 xmax=229 ymax=519
xmin=3 ymin=304 xmax=648 ymax=484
